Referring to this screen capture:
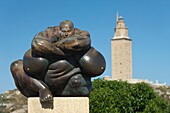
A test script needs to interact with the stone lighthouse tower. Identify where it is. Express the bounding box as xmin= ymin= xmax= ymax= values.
xmin=111 ymin=14 xmax=132 ymax=80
